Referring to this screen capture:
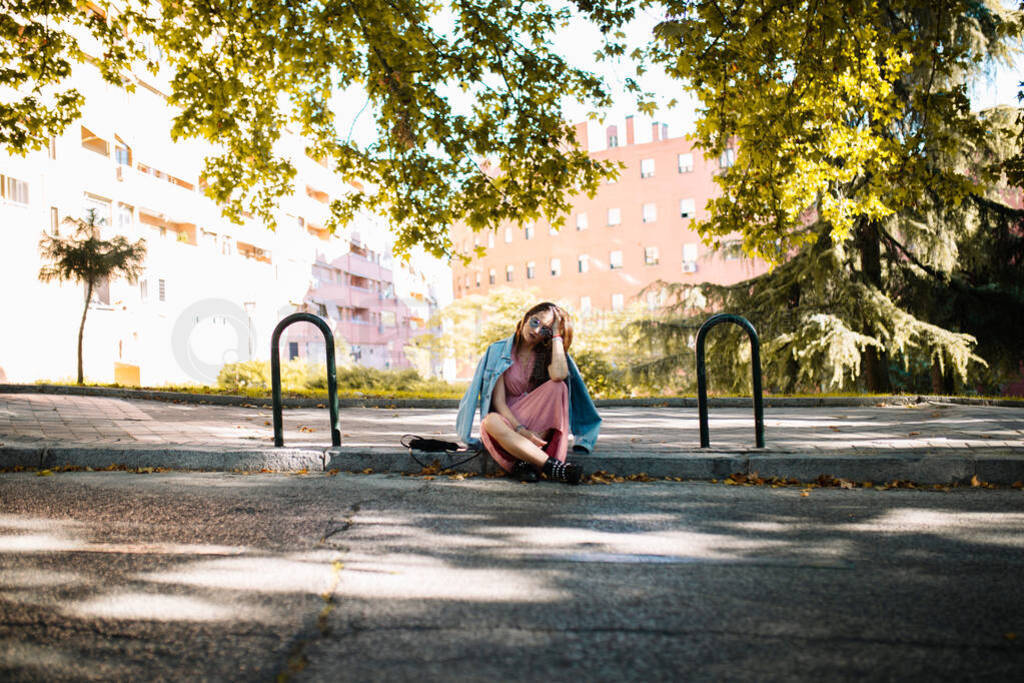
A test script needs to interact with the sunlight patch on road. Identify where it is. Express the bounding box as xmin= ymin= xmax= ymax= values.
xmin=64 ymin=592 xmax=274 ymax=622
xmin=849 ymin=509 xmax=1024 ymax=547
xmin=138 ymin=553 xmax=340 ymax=594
